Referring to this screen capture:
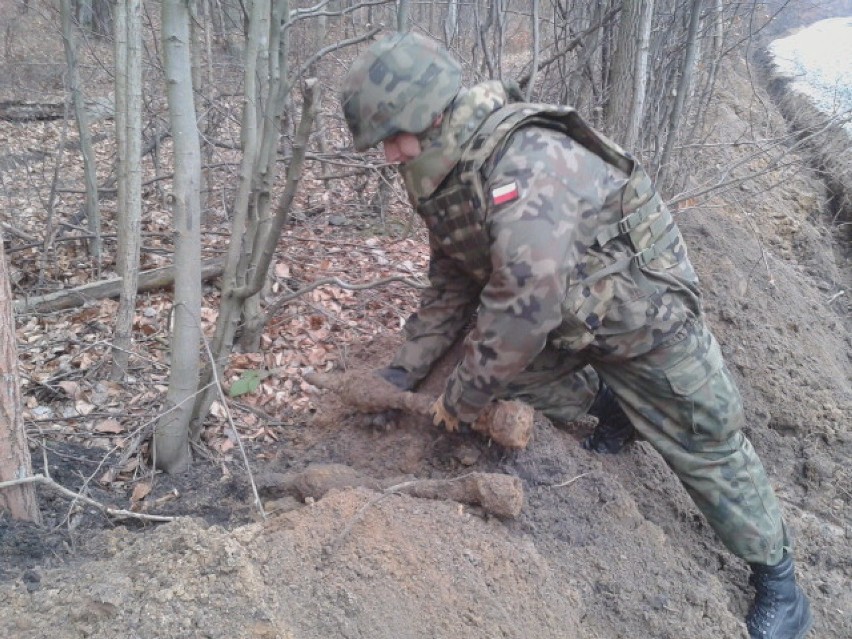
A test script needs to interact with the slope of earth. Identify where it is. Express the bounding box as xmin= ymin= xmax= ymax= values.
xmin=1 ymin=49 xmax=850 ymax=639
